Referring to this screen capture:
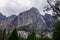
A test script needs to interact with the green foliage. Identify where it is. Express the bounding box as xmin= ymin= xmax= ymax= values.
xmin=42 ymin=36 xmax=51 ymax=40
xmin=52 ymin=14 xmax=60 ymax=18
xmin=53 ymin=21 xmax=60 ymax=40
xmin=18 ymin=25 xmax=32 ymax=32
xmin=27 ymin=31 xmax=36 ymax=40
xmin=39 ymin=35 xmax=51 ymax=40
xmin=57 ymin=14 xmax=60 ymax=17
xmin=18 ymin=34 xmax=25 ymax=40
xmin=0 ymin=29 xmax=8 ymax=40
xmin=8 ymin=28 xmax=19 ymax=40
xmin=52 ymin=15 xmax=57 ymax=18
xmin=55 ymin=1 xmax=60 ymax=6
xmin=0 ymin=29 xmax=2 ymax=40
xmin=2 ymin=29 xmax=7 ymax=40
xmin=0 ymin=28 xmax=52 ymax=40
